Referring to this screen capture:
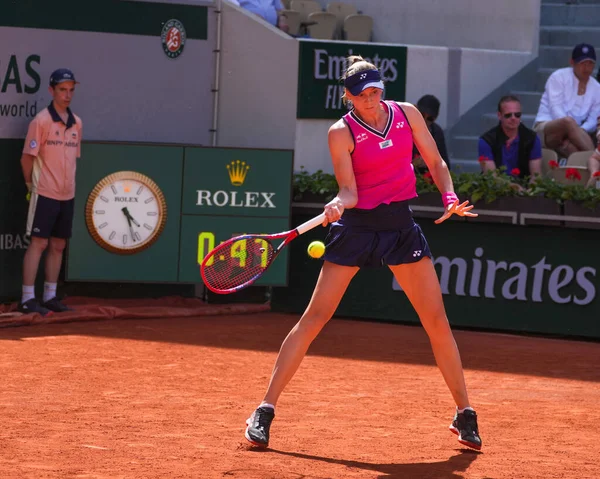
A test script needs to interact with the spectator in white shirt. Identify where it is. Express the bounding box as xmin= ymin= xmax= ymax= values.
xmin=227 ymin=0 xmax=289 ymax=32
xmin=533 ymin=43 xmax=600 ymax=160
